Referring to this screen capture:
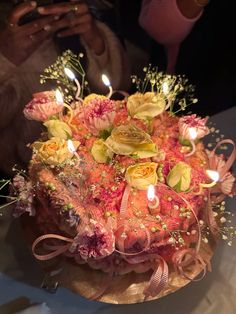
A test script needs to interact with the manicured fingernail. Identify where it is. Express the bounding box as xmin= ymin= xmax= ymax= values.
xmin=31 ymin=1 xmax=37 ymax=7
xmin=37 ymin=7 xmax=44 ymax=13
xmin=44 ymin=25 xmax=51 ymax=31
xmin=54 ymin=15 xmax=60 ymax=20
